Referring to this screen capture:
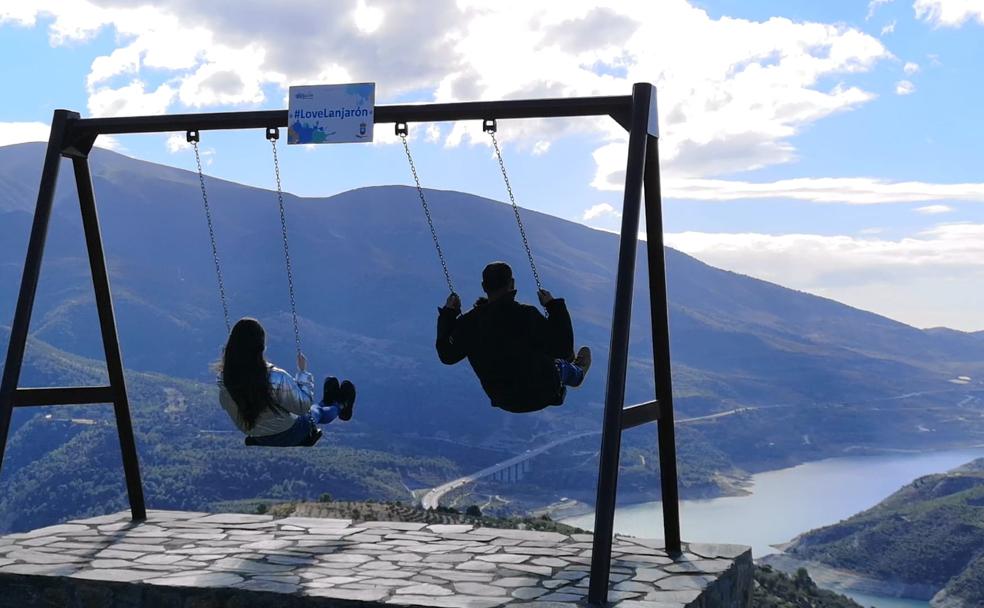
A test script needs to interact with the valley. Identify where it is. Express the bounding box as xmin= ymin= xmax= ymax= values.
xmin=2 ymin=142 xmax=984 ymax=538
